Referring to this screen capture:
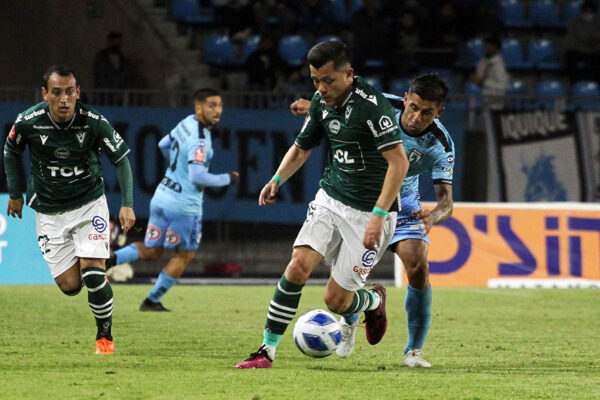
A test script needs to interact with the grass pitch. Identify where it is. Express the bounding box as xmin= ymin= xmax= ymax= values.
xmin=0 ymin=284 xmax=598 ymax=399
